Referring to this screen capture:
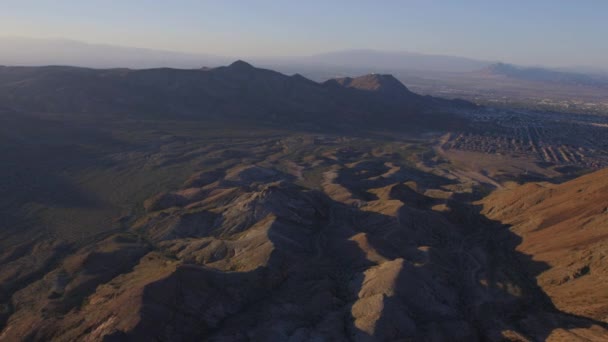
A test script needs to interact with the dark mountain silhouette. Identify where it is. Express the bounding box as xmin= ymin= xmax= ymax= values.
xmin=0 ymin=61 xmax=473 ymax=130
